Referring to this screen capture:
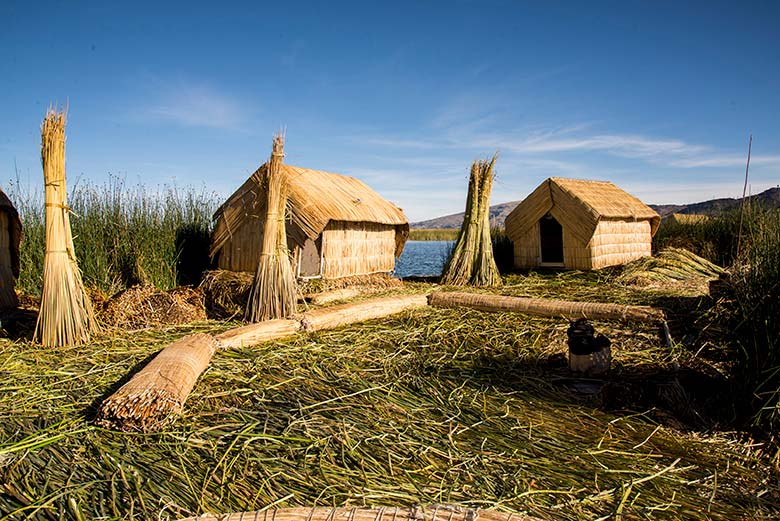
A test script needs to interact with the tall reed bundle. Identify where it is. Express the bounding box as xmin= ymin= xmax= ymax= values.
xmin=34 ymin=110 xmax=98 ymax=347
xmin=245 ymin=135 xmax=298 ymax=322
xmin=441 ymin=154 xmax=501 ymax=286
